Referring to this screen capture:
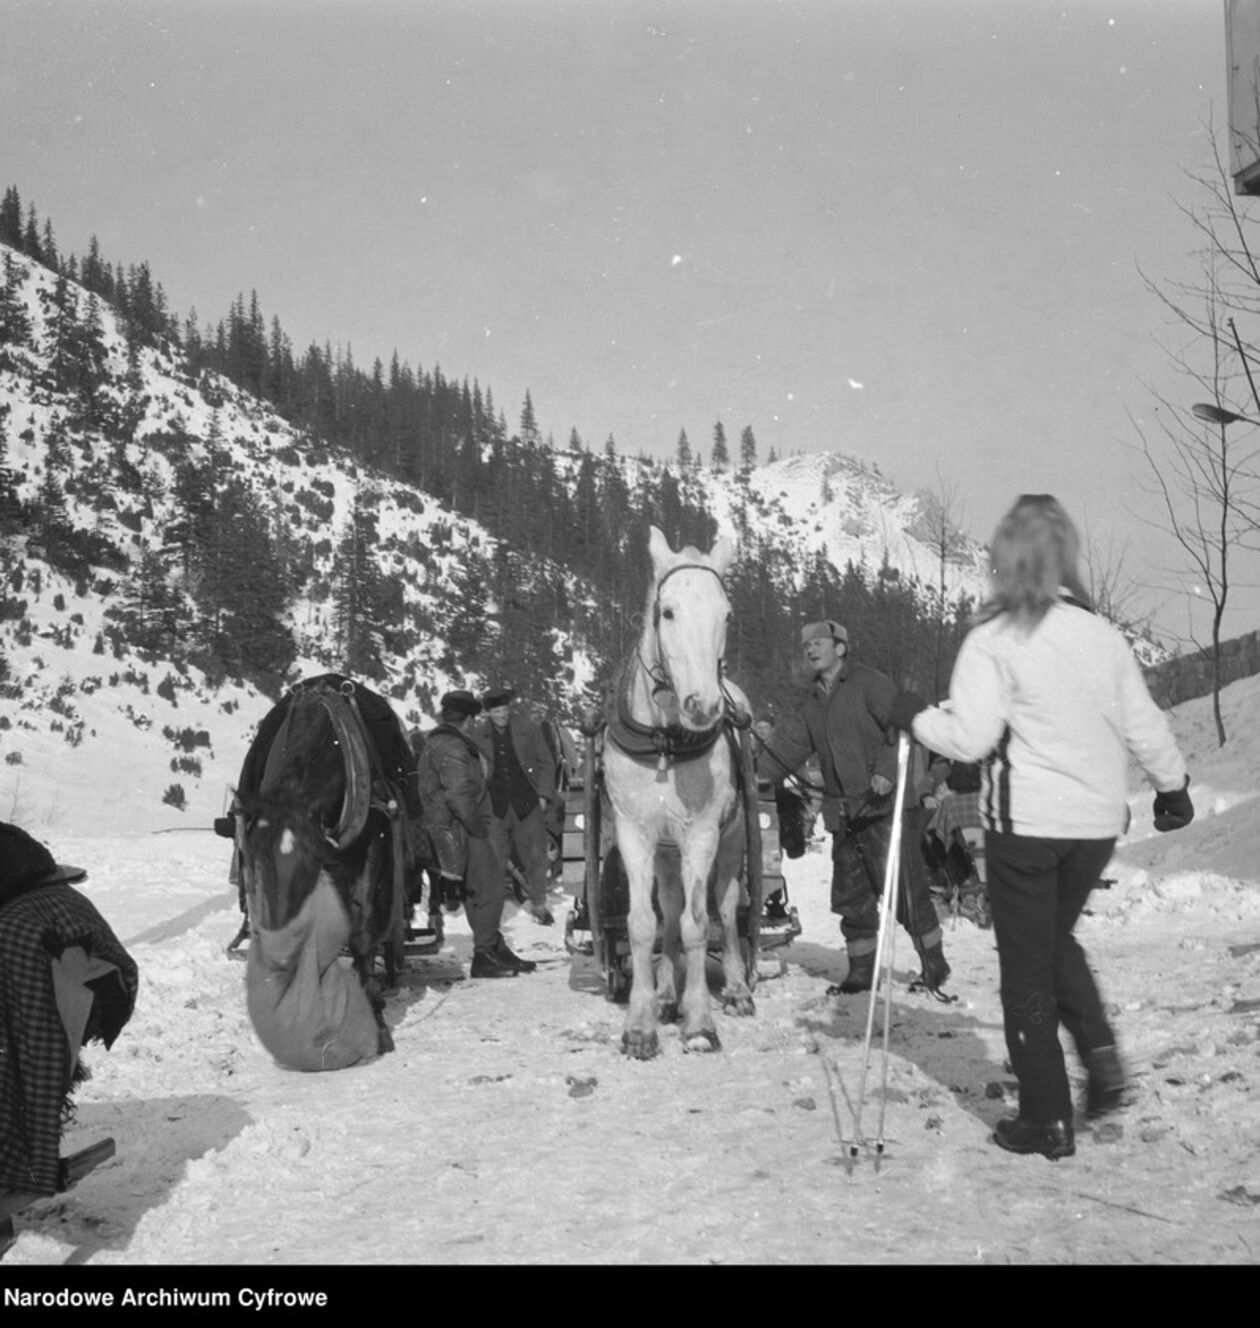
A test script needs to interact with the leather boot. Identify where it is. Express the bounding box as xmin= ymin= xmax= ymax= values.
xmin=993 ymin=1116 xmax=1075 ymax=1160
xmin=917 ymin=940 xmax=951 ymax=992
xmin=470 ymin=948 xmax=518 ymax=979
xmin=1083 ymin=1045 xmax=1127 ymax=1119
xmin=495 ymin=937 xmax=537 ymax=973
xmin=832 ymin=949 xmax=875 ymax=995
